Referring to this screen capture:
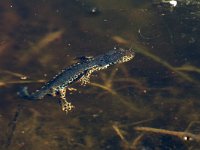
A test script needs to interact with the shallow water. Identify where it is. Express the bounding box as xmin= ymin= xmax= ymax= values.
xmin=0 ymin=0 xmax=200 ymax=149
